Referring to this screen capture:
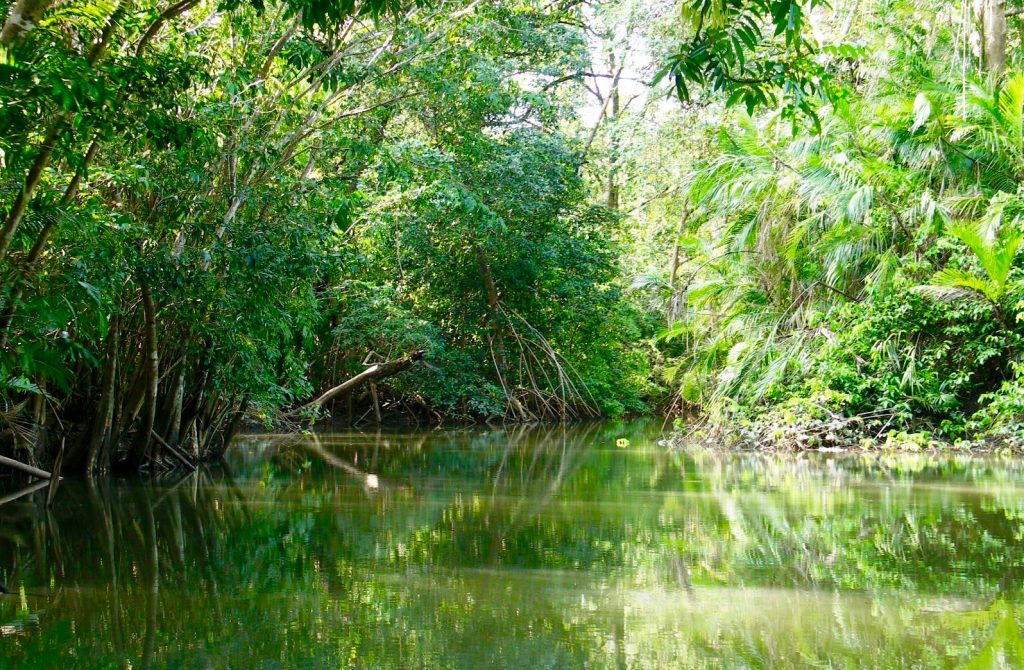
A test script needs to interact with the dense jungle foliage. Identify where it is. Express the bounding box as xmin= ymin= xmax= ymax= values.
xmin=4 ymin=0 xmax=1024 ymax=472
xmin=0 ymin=0 xmax=656 ymax=473
xmin=614 ymin=0 xmax=1024 ymax=449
